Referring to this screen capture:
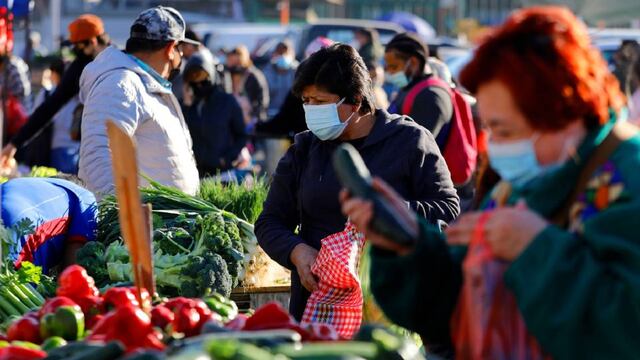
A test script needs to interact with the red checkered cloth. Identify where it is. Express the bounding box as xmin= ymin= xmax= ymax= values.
xmin=301 ymin=223 xmax=366 ymax=339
